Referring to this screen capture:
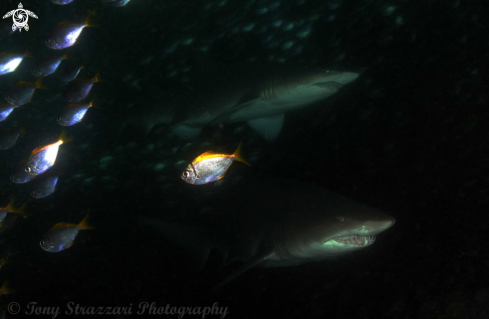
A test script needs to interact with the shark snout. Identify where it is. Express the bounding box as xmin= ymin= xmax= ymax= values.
xmin=364 ymin=215 xmax=396 ymax=235
xmin=336 ymin=72 xmax=359 ymax=85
